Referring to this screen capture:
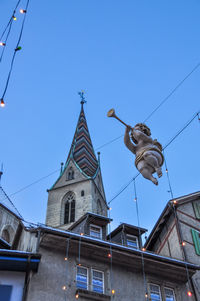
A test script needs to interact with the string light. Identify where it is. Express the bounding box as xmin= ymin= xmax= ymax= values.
xmin=145 ymin=293 xmax=148 ymax=298
xmin=111 ymin=289 xmax=115 ymax=295
xmin=0 ymin=42 xmax=6 ymax=46
xmin=166 ymin=168 xmax=168 ymax=173
xmin=182 ymin=241 xmax=186 ymax=246
xmin=75 ymin=293 xmax=79 ymax=299
xmin=12 ymin=16 xmax=17 ymax=21
xmin=15 ymin=46 xmax=22 ymax=51
xmin=187 ymin=291 xmax=192 ymax=297
xmin=109 ymin=207 xmax=112 ymax=211
xmin=64 ymin=257 xmax=68 ymax=261
xmin=78 ymin=263 xmax=81 ymax=266
xmin=134 ymin=198 xmax=137 ymax=202
xmin=108 ymin=253 xmax=112 ymax=258
xmin=80 ymin=233 xmax=84 ymax=236
xmin=0 ymin=99 xmax=5 ymax=107
xmin=62 ymin=285 xmax=67 ymax=290
xmin=20 ymin=9 xmax=27 ymax=14
xmin=142 ymin=247 xmax=146 ymax=252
